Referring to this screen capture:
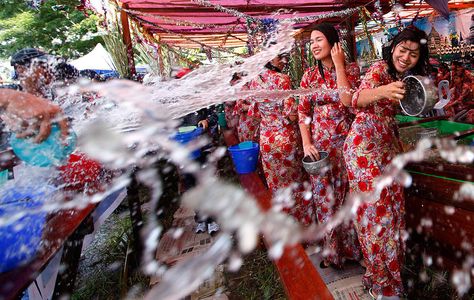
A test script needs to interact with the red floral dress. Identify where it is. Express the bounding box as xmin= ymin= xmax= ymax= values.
xmin=247 ymin=69 xmax=306 ymax=214
xmin=224 ymin=101 xmax=239 ymax=129
xmin=344 ymin=61 xmax=405 ymax=297
xmin=224 ymin=101 xmax=239 ymax=138
xmin=233 ymin=83 xmax=260 ymax=143
xmin=298 ymin=63 xmax=362 ymax=266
